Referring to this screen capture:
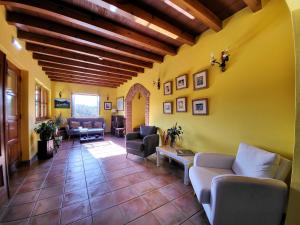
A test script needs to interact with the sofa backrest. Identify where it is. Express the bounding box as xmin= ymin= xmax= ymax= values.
xmin=232 ymin=143 xmax=290 ymax=179
xmin=139 ymin=125 xmax=157 ymax=138
xmin=67 ymin=117 xmax=105 ymax=128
